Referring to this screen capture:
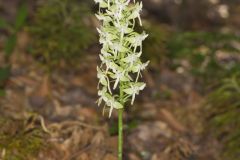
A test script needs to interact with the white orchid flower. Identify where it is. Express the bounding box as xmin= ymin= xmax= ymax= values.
xmin=94 ymin=0 xmax=104 ymax=3
xmin=99 ymin=55 xmax=111 ymax=68
xmin=104 ymin=93 xmax=123 ymax=117
xmin=94 ymin=0 xmax=108 ymax=8
xmin=127 ymin=32 xmax=148 ymax=52
xmin=131 ymin=61 xmax=150 ymax=81
xmin=107 ymin=61 xmax=119 ymax=73
xmin=122 ymin=52 xmax=142 ymax=67
xmin=95 ymin=13 xmax=112 ymax=22
xmin=101 ymin=48 xmax=112 ymax=57
xmin=97 ymin=67 xmax=112 ymax=94
xmin=128 ymin=2 xmax=143 ymax=25
xmin=97 ymin=87 xmax=108 ymax=106
xmin=115 ymin=0 xmax=131 ymax=18
xmin=114 ymin=22 xmax=133 ymax=41
xmin=95 ymin=0 xmax=149 ymax=117
xmin=123 ymin=82 xmax=146 ymax=104
xmin=110 ymin=67 xmax=130 ymax=89
xmin=110 ymin=42 xmax=128 ymax=59
xmin=97 ymin=27 xmax=118 ymax=45
xmin=97 ymin=66 xmax=108 ymax=86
